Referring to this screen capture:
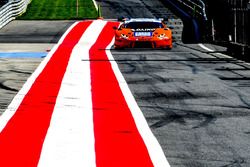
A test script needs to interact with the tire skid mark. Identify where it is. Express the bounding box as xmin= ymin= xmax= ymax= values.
xmin=0 ymin=82 xmax=18 ymax=92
